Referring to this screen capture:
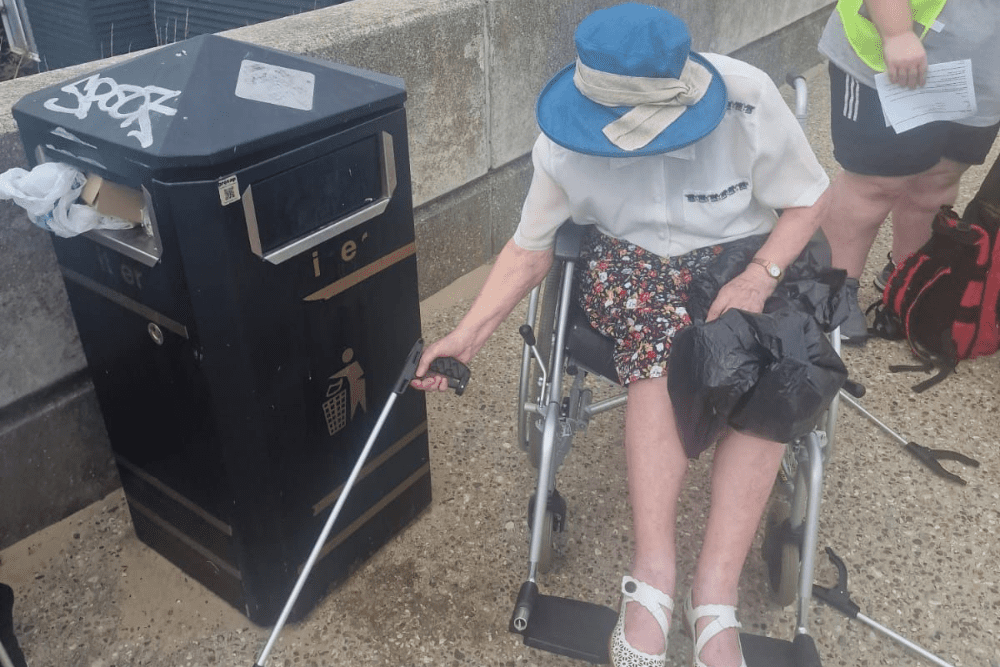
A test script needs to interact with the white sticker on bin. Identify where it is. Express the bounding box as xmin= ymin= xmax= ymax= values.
xmin=218 ymin=175 xmax=240 ymax=206
xmin=235 ymin=60 xmax=315 ymax=111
